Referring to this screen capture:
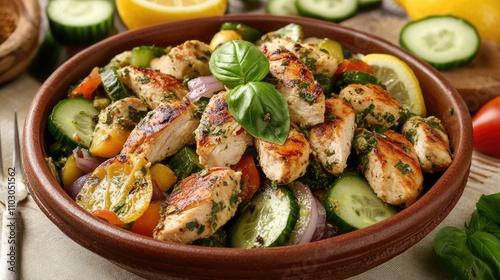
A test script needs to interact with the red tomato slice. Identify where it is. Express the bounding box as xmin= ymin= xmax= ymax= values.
xmin=231 ymin=153 xmax=260 ymax=201
xmin=68 ymin=66 xmax=102 ymax=99
xmin=472 ymin=96 xmax=500 ymax=158
xmin=334 ymin=58 xmax=373 ymax=79
xmin=130 ymin=201 xmax=162 ymax=237
xmin=92 ymin=209 xmax=126 ymax=228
